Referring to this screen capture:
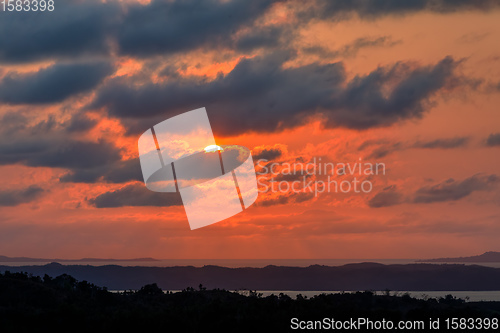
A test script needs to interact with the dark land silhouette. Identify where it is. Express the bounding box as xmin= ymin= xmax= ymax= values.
xmin=0 ymin=271 xmax=499 ymax=332
xmin=418 ymin=251 xmax=500 ymax=263
xmin=1 ymin=262 xmax=500 ymax=291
